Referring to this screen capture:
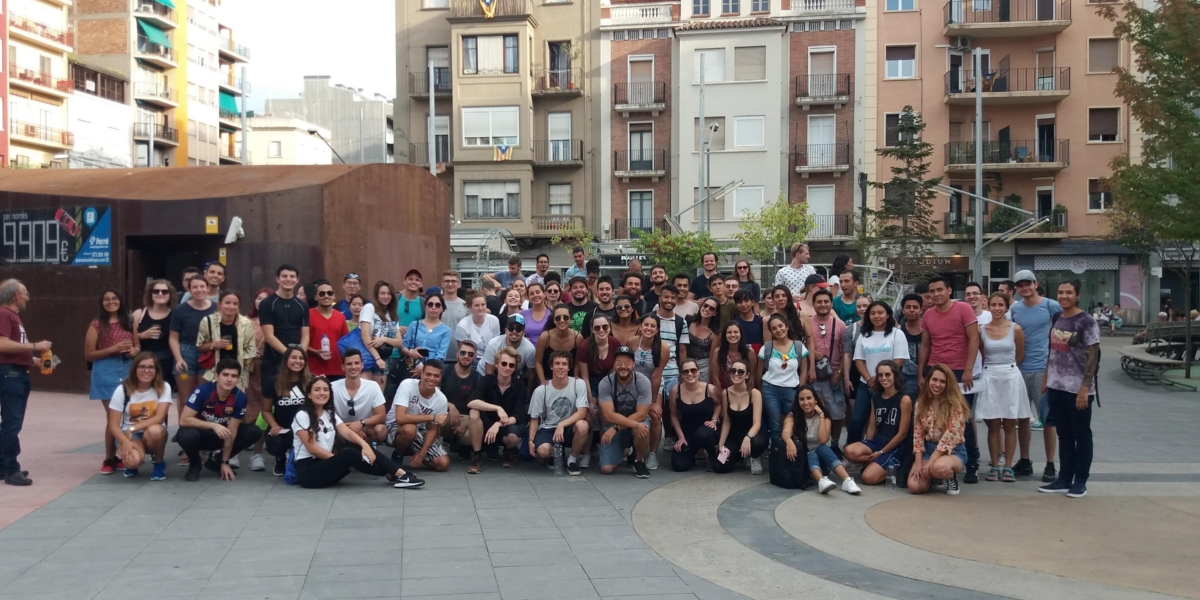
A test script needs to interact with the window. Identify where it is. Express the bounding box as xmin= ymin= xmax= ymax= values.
xmin=1088 ymin=38 xmax=1119 ymax=73
xmin=462 ymin=106 xmax=519 ymax=147
xmin=462 ymin=35 xmax=518 ymax=75
xmin=694 ymin=117 xmax=726 ymax=151
xmin=428 ymin=115 xmax=450 ymax=163
xmin=885 ymin=113 xmax=901 ymax=146
xmin=612 ymin=31 xmax=626 ymax=41
xmin=427 ymin=47 xmax=450 ymax=90
xmin=629 ymin=191 xmax=654 ymax=231
xmin=885 ymin=46 xmax=915 ymax=78
xmin=268 ymin=141 xmax=282 ymax=158
xmin=548 ymin=112 xmax=572 ymax=160
xmin=464 ymin=182 xmax=521 ymax=219
xmin=734 ymin=116 xmax=765 ymax=147
xmin=423 ymin=0 xmax=448 ymax=7
xmin=722 ymin=0 xmax=741 ymax=13
xmin=886 ymin=0 xmax=914 ymax=9
xmin=734 ymin=186 xmax=765 ymax=216
xmin=549 ymin=184 xmax=572 ymax=215
xmin=693 ymin=187 xmax=725 ymax=222
xmin=1088 ymin=179 xmax=1111 ymax=211
xmin=629 ymin=123 xmax=654 ymax=169
xmin=463 ymin=37 xmax=477 ymax=73
xmin=1088 ymin=108 xmax=1119 ymax=142
xmin=694 ymin=0 xmax=710 ymax=15
xmin=752 ymin=0 xmax=770 ymax=10
xmin=734 ymin=46 xmax=766 ymax=81
xmin=973 ymin=0 xmax=991 ymax=10
xmin=504 ymin=35 xmax=519 ymax=73
xmin=694 ymin=48 xmax=725 ymax=83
